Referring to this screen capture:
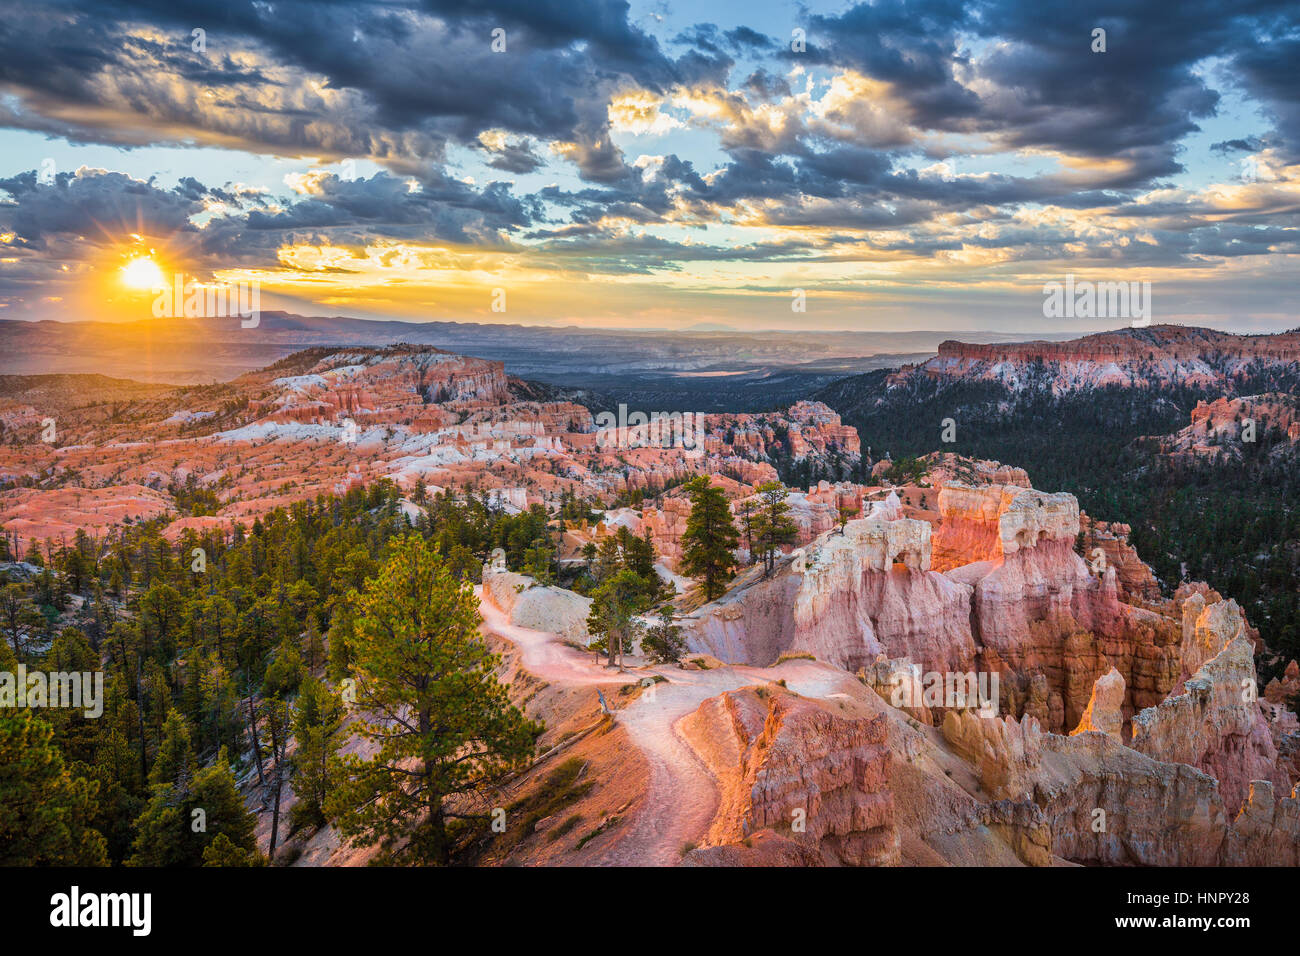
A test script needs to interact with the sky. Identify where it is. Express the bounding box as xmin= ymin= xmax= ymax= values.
xmin=0 ymin=0 xmax=1296 ymax=333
